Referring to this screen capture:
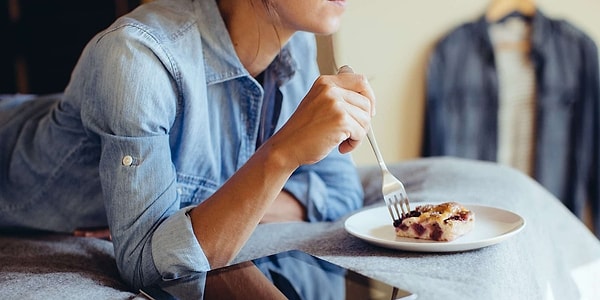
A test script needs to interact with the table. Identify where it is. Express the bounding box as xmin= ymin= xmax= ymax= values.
xmin=1 ymin=157 xmax=598 ymax=299
xmin=236 ymin=158 xmax=600 ymax=300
